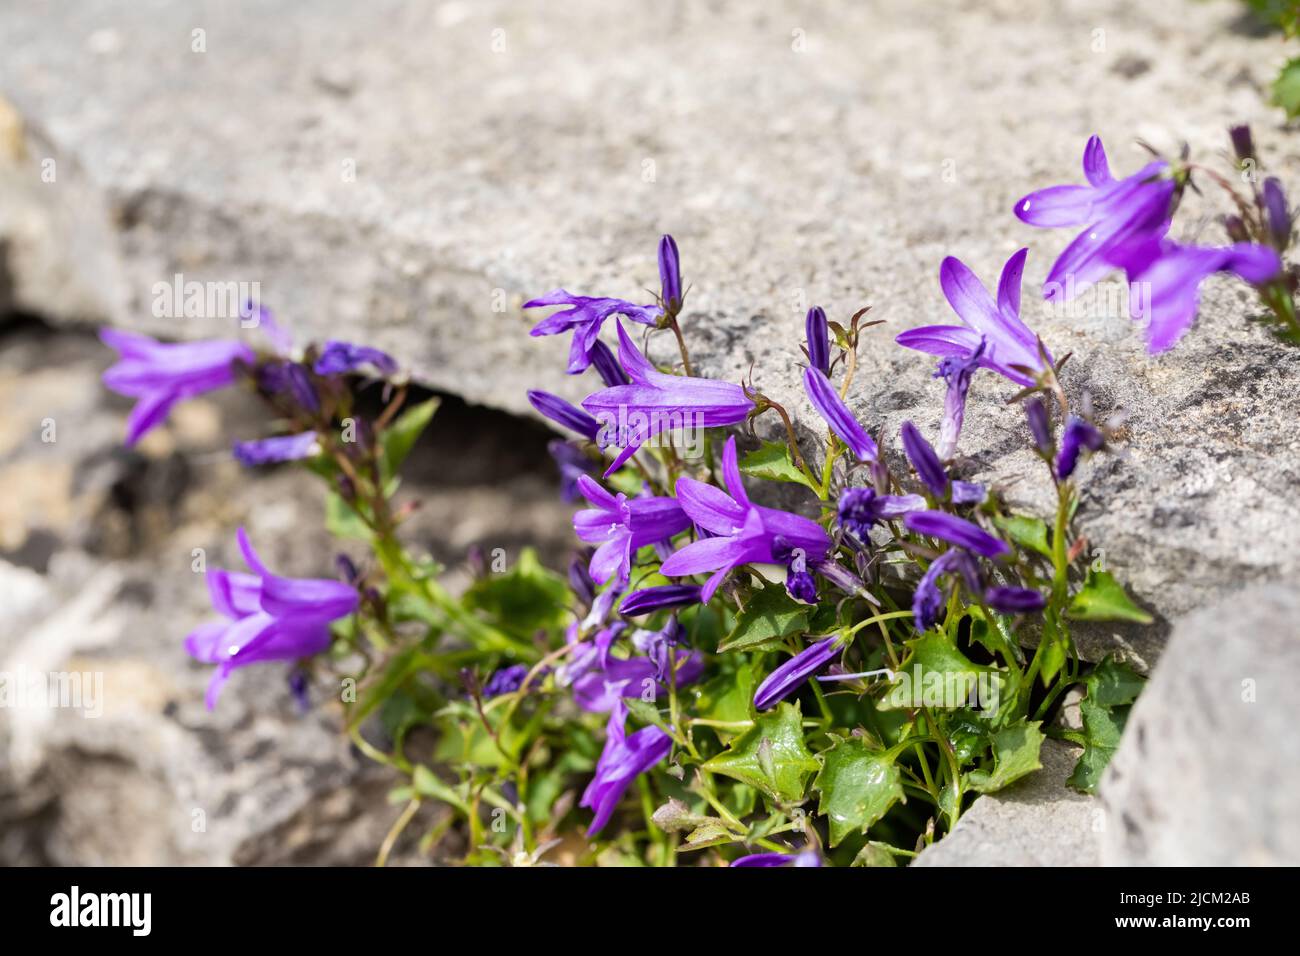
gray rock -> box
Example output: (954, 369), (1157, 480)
(913, 738), (1103, 867)
(1100, 583), (1300, 866)
(3, 0), (1298, 660)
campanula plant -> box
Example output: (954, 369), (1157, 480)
(99, 125), (1291, 866)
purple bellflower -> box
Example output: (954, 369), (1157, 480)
(233, 430), (319, 467)
(589, 339), (630, 386)
(528, 389), (601, 441)
(1055, 415), (1105, 479)
(1014, 135), (1175, 299)
(184, 528), (359, 709)
(1026, 396), (1053, 454)
(912, 549), (982, 632)
(573, 475), (691, 585)
(803, 367), (878, 462)
(581, 700), (673, 835)
(904, 511), (1009, 560)
(1114, 234), (1281, 352)
(581, 322), (755, 477)
(1262, 177), (1292, 250)
(101, 329), (255, 446)
(731, 849), (822, 867)
(661, 437), (831, 603)
(896, 249), (1050, 388)
(548, 440), (596, 502)
(900, 422), (985, 504)
(933, 340), (984, 459)
(313, 340), (398, 377)
(619, 584), (703, 616)
(525, 289), (662, 374)
(571, 643), (703, 714)
(753, 634), (844, 710)
(984, 586), (1047, 614)
(836, 486), (926, 544)
(781, 541), (818, 604)
(659, 234), (683, 312)
(805, 306), (831, 375)
(482, 663), (531, 698)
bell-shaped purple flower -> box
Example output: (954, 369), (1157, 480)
(899, 422), (985, 504)
(589, 339), (630, 386)
(771, 536), (820, 604)
(1119, 236), (1281, 352)
(896, 249), (1051, 388)
(482, 663), (531, 698)
(573, 475), (691, 585)
(525, 289), (662, 374)
(803, 367), (878, 462)
(313, 340), (398, 376)
(581, 700), (674, 835)
(619, 584), (703, 616)
(753, 635), (843, 710)
(184, 528), (359, 709)
(1229, 125), (1255, 166)
(934, 340), (985, 459)
(836, 486), (926, 543)
(101, 329), (255, 446)
(912, 549), (982, 632)
(901, 421), (950, 496)
(1025, 396), (1053, 454)
(1262, 178), (1292, 250)
(528, 389), (601, 441)
(582, 322), (755, 477)
(904, 511), (1009, 559)
(549, 440), (596, 502)
(805, 306), (831, 375)
(731, 849), (822, 867)
(984, 586), (1047, 614)
(1055, 415), (1106, 479)
(661, 436), (831, 602)
(233, 430), (319, 467)
(570, 647), (703, 713)
(1014, 135), (1175, 299)
(658, 234), (682, 312)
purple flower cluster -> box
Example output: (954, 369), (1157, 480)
(1017, 135), (1281, 352)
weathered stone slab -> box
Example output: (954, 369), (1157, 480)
(912, 738), (1103, 867)
(1100, 583), (1300, 866)
(4, 1), (1297, 656)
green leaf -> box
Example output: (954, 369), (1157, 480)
(462, 547), (569, 640)
(994, 514), (1051, 558)
(966, 720), (1045, 793)
(851, 841), (901, 867)
(1068, 657), (1145, 793)
(691, 666), (756, 729)
(624, 697), (670, 734)
(325, 492), (373, 540)
(880, 631), (993, 711)
(1274, 56), (1300, 119)
(968, 606), (1020, 663)
(738, 440), (818, 492)
(412, 765), (471, 815)
(718, 581), (812, 653)
(1067, 569), (1153, 624)
(380, 397), (440, 481)
(1038, 609), (1069, 686)
(703, 702), (818, 804)
(812, 736), (905, 847)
